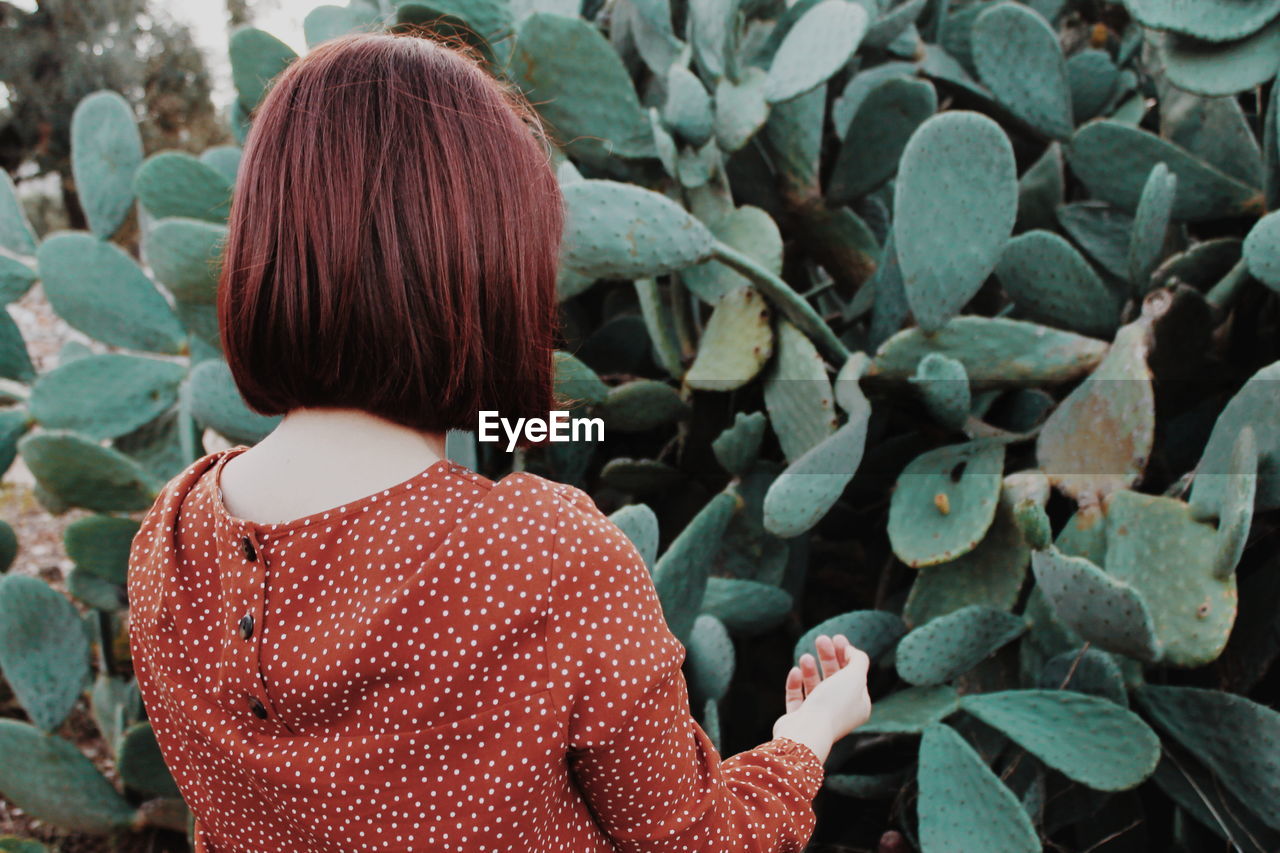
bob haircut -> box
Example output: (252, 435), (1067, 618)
(217, 31), (564, 446)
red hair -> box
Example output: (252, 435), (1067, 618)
(217, 32), (564, 444)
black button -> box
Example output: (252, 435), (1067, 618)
(246, 695), (267, 719)
(238, 613), (254, 639)
(241, 537), (256, 561)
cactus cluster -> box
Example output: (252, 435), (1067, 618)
(1, 0), (1279, 849)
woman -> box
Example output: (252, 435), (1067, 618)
(126, 30), (872, 852)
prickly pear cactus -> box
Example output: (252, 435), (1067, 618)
(3, 0), (1280, 848)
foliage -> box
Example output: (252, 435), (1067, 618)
(0, 0), (1279, 849)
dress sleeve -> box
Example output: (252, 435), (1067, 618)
(545, 484), (826, 852)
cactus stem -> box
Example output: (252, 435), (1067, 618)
(1205, 259), (1251, 313)
(711, 241), (851, 364)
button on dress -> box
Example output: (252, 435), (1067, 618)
(126, 444), (826, 852)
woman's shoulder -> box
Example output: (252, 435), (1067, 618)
(488, 469), (605, 527)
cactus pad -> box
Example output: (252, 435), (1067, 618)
(859, 685), (959, 734)
(70, 91), (143, 240)
(995, 230), (1125, 337)
(686, 285), (774, 390)
(888, 438), (1006, 568)
(895, 605), (1027, 686)
(972, 3), (1073, 140)
(1029, 548), (1161, 662)
(959, 690), (1159, 791)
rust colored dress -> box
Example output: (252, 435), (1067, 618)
(127, 444), (826, 852)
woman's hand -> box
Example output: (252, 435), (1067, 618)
(778, 634), (872, 743)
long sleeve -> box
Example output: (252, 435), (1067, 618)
(546, 484), (826, 852)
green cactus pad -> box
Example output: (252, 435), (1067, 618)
(631, 278), (683, 378)
(134, 151), (233, 223)
(713, 69), (771, 153)
(511, 13), (655, 161)
(0, 254), (37, 305)
(1055, 504), (1108, 565)
(1029, 548), (1160, 662)
(712, 411), (768, 476)
(0, 575), (92, 732)
(681, 206), (783, 305)
(1056, 201), (1134, 279)
(228, 26), (297, 111)
(143, 217), (226, 303)
(763, 320), (837, 463)
(909, 353), (970, 434)
(960, 690), (1159, 791)
(63, 515), (140, 587)
(825, 770), (909, 799)
(1012, 499), (1052, 551)
(994, 230), (1125, 337)
(599, 380), (690, 432)
(1243, 209), (1280, 290)
(0, 519), (15, 572)
(762, 415), (868, 538)
(794, 609), (906, 664)
(553, 351), (609, 408)
(117, 721), (181, 798)
(600, 457), (681, 494)
(1200, 425), (1257, 580)
(904, 499), (1029, 627)
(29, 354), (185, 441)
(1126, 0), (1280, 42)
(859, 685), (959, 734)
(972, 3), (1073, 140)
(608, 503), (659, 569)
(663, 65), (713, 147)
(1136, 685), (1280, 831)
(1039, 647), (1127, 706)
(1128, 163), (1178, 292)
(832, 62), (917, 140)
(688, 614), (735, 703)
(700, 577), (793, 634)
(303, 4), (378, 48)
(895, 604), (1026, 686)
(765, 0), (866, 103)
(561, 180), (715, 279)
(0, 309), (35, 383)
(1036, 308), (1156, 505)
(894, 111), (1018, 333)
(198, 145), (241, 183)
(686, 285), (774, 390)
(829, 77), (937, 203)
(188, 358), (282, 445)
(37, 233), (186, 354)
(0, 172), (37, 256)
(1191, 359), (1280, 511)
(1160, 22), (1280, 97)
(1067, 121), (1261, 221)
(653, 490), (739, 643)
(17, 431), (159, 512)
(1016, 143), (1064, 232)
(1067, 50), (1121, 123)
(870, 316), (1108, 387)
(70, 91), (144, 240)
(0, 408), (29, 477)
(0, 719), (137, 832)
(888, 438), (1006, 568)
(917, 723), (1040, 853)
(1154, 745), (1280, 849)
(1104, 490), (1237, 667)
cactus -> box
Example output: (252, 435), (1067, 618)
(959, 689), (1160, 791)
(2, 1), (1279, 845)
(895, 605), (1027, 686)
(917, 723), (1040, 853)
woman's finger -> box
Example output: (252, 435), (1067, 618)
(784, 666), (805, 713)
(833, 634), (853, 667)
(799, 653), (821, 696)
(815, 634), (841, 680)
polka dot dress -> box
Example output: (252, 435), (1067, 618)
(127, 444), (825, 852)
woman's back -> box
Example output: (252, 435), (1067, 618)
(127, 444), (825, 852)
